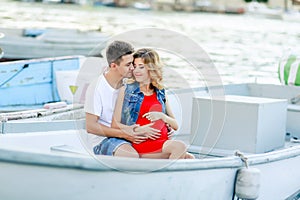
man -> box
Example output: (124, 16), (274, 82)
(85, 40), (159, 157)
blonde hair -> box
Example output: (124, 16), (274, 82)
(132, 48), (164, 90)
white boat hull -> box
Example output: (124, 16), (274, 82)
(0, 28), (107, 59)
(0, 161), (236, 200)
(1, 82), (300, 199)
(0, 130), (299, 199)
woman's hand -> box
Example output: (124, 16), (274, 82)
(134, 123), (161, 140)
(143, 112), (166, 122)
(166, 123), (175, 139)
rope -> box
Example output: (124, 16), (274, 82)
(235, 150), (249, 168)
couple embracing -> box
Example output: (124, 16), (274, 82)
(85, 40), (194, 159)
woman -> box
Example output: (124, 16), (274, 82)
(112, 48), (194, 159)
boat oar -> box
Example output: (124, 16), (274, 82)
(0, 64), (29, 88)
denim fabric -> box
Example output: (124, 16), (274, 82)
(121, 82), (166, 126)
(93, 137), (131, 156)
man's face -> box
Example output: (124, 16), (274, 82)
(116, 54), (134, 78)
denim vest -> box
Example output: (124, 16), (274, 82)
(121, 82), (166, 126)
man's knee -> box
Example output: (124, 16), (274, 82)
(114, 143), (139, 158)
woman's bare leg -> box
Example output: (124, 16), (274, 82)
(114, 143), (140, 158)
(162, 140), (187, 159)
(137, 141), (196, 159)
(140, 152), (170, 159)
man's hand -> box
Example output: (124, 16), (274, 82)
(120, 124), (147, 144)
(134, 123), (161, 140)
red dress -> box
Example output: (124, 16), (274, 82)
(132, 93), (169, 154)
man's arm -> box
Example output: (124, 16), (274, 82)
(86, 112), (128, 138)
(84, 78), (140, 142)
(86, 113), (149, 144)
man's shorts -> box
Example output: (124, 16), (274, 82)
(93, 137), (131, 156)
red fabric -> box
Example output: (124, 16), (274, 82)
(132, 93), (169, 154)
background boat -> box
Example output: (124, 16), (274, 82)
(0, 55), (106, 133)
(0, 55), (105, 111)
(0, 55), (82, 111)
(0, 28), (107, 60)
(246, 1), (283, 19)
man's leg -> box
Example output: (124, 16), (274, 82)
(114, 143), (139, 158)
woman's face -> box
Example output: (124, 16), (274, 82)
(133, 57), (150, 84)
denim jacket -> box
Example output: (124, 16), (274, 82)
(121, 82), (166, 126)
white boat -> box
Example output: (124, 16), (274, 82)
(0, 28), (107, 60)
(132, 2), (151, 11)
(0, 83), (300, 199)
(246, 2), (283, 19)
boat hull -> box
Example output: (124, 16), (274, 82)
(0, 161), (236, 200)
(0, 131), (299, 199)
(0, 28), (107, 59)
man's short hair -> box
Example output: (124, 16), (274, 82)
(106, 41), (134, 65)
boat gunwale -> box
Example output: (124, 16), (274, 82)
(0, 55), (85, 66)
(0, 137), (299, 172)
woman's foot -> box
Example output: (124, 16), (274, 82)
(184, 152), (195, 159)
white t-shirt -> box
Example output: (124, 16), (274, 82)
(84, 73), (120, 147)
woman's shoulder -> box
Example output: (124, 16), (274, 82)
(155, 87), (165, 94)
(125, 81), (139, 91)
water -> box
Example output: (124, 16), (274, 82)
(1, 0), (300, 89)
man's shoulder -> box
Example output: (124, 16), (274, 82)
(93, 74), (110, 91)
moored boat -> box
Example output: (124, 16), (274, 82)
(0, 55), (83, 111)
(0, 82), (300, 199)
(246, 2), (283, 19)
(0, 55), (106, 133)
(0, 28), (107, 60)
(0, 55), (105, 111)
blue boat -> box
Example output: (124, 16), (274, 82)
(0, 55), (108, 133)
(0, 55), (83, 111)
(0, 55), (86, 130)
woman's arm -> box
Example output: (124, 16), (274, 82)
(142, 96), (178, 131)
(111, 86), (136, 132)
(164, 97), (179, 130)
